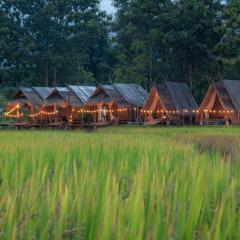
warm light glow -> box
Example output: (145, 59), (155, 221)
(201, 109), (234, 114)
(4, 104), (21, 117)
(141, 109), (199, 115)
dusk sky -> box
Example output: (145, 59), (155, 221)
(101, 0), (115, 13)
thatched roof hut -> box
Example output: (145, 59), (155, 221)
(8, 87), (52, 107)
(68, 85), (96, 107)
(45, 86), (96, 107)
(44, 86), (96, 123)
(87, 84), (147, 107)
(44, 87), (70, 107)
(86, 83), (148, 123)
(143, 82), (198, 124)
(198, 80), (240, 125)
(5, 87), (53, 119)
(32, 87), (53, 100)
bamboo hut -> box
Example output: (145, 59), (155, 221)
(5, 87), (52, 122)
(44, 86), (96, 123)
(142, 82), (198, 125)
(67, 85), (96, 123)
(85, 83), (148, 123)
(198, 80), (240, 125)
(44, 87), (72, 123)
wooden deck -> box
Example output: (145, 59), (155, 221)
(0, 121), (113, 130)
(204, 119), (226, 125)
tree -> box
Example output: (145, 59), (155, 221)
(218, 0), (240, 79)
(0, 0), (113, 87)
(113, 0), (174, 90)
(112, 0), (240, 99)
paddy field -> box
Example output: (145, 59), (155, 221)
(0, 126), (240, 239)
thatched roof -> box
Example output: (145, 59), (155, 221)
(144, 82), (198, 112)
(86, 83), (147, 107)
(68, 85), (96, 104)
(222, 80), (240, 111)
(200, 80), (240, 112)
(86, 85), (124, 107)
(8, 86), (54, 107)
(165, 82), (198, 111)
(45, 86), (96, 107)
(32, 87), (53, 100)
(154, 84), (176, 110)
(113, 84), (147, 107)
(44, 87), (70, 106)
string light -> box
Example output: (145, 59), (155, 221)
(29, 112), (41, 118)
(28, 110), (59, 118)
(74, 108), (130, 114)
(202, 109), (234, 114)
(40, 110), (59, 116)
(5, 113), (24, 118)
(4, 104), (20, 117)
(140, 109), (199, 114)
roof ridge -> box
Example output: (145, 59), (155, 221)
(67, 85), (84, 103)
(112, 83), (131, 104)
(113, 83), (147, 106)
(31, 87), (45, 100)
(222, 80), (240, 111)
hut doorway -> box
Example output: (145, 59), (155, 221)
(109, 103), (118, 123)
(146, 94), (166, 122)
(97, 104), (110, 122)
(202, 93), (230, 124)
(102, 105), (108, 122)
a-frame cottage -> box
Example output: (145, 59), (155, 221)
(67, 85), (96, 123)
(198, 80), (240, 125)
(5, 87), (53, 121)
(142, 82), (198, 125)
(44, 87), (70, 123)
(85, 83), (148, 123)
(44, 86), (96, 123)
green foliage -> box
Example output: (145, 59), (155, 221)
(0, 127), (240, 239)
(0, 0), (113, 87)
(0, 0), (240, 100)
(113, 0), (240, 99)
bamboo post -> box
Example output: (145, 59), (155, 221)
(118, 107), (119, 123)
(136, 107), (139, 124)
(182, 110), (185, 126)
(82, 109), (83, 124)
(67, 90), (70, 124)
(130, 106), (132, 123)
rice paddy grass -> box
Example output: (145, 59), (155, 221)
(0, 126), (240, 239)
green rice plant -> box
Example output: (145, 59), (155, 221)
(0, 127), (240, 239)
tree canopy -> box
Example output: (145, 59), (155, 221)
(0, 0), (113, 87)
(0, 0), (239, 100)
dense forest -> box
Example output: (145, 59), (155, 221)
(0, 0), (240, 100)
